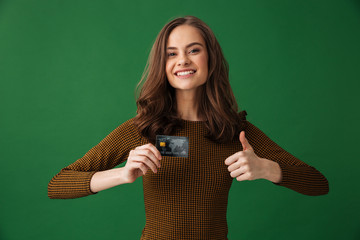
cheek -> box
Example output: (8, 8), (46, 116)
(199, 55), (209, 75)
(165, 61), (173, 78)
(197, 53), (208, 67)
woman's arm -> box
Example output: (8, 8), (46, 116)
(260, 158), (282, 183)
(90, 143), (162, 193)
(90, 167), (128, 193)
(226, 131), (282, 184)
(48, 119), (141, 199)
(226, 120), (329, 196)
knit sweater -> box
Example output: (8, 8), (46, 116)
(48, 111), (329, 239)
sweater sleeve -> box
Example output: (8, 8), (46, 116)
(244, 119), (329, 196)
(48, 118), (141, 199)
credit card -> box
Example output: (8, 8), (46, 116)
(155, 135), (189, 158)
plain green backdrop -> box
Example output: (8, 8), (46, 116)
(0, 0), (359, 239)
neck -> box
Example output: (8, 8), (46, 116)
(175, 89), (203, 121)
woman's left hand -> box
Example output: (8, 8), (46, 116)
(225, 131), (268, 181)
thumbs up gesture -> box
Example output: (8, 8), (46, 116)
(224, 131), (267, 181)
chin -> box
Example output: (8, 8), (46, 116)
(170, 79), (206, 91)
(174, 84), (205, 92)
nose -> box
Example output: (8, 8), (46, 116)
(177, 53), (190, 66)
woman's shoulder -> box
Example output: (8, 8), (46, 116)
(114, 117), (141, 136)
(237, 110), (259, 130)
(238, 110), (248, 121)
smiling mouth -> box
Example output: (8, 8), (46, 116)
(175, 70), (197, 78)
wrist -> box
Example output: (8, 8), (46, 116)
(261, 158), (282, 183)
(117, 167), (130, 184)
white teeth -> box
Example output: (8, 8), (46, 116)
(176, 70), (195, 76)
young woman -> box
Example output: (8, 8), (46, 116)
(48, 16), (329, 239)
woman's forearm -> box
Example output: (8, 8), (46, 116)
(261, 158), (282, 183)
(90, 167), (128, 193)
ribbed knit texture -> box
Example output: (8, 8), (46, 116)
(48, 111), (329, 239)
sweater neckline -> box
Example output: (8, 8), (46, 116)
(181, 119), (206, 124)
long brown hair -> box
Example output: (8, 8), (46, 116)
(134, 16), (244, 143)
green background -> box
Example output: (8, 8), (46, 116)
(0, 0), (359, 239)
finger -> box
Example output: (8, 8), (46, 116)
(134, 149), (161, 168)
(227, 161), (241, 172)
(239, 131), (252, 151)
(137, 143), (162, 160)
(224, 151), (245, 166)
(236, 172), (251, 181)
(230, 165), (248, 178)
(138, 163), (148, 175)
(227, 156), (249, 172)
(132, 156), (158, 173)
(133, 162), (148, 176)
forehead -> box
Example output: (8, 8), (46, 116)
(167, 25), (205, 47)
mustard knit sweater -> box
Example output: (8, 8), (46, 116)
(48, 111), (328, 239)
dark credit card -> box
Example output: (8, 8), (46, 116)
(156, 135), (189, 158)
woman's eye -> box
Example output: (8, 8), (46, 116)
(190, 49), (200, 54)
(168, 52), (176, 57)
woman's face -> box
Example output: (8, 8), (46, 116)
(165, 25), (208, 94)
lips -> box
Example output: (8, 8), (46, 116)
(174, 69), (197, 76)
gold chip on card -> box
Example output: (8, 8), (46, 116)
(160, 142), (166, 147)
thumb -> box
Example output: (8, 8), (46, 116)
(239, 131), (252, 151)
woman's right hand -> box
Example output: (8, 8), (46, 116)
(122, 143), (162, 183)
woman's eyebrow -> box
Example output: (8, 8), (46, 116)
(167, 42), (204, 50)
